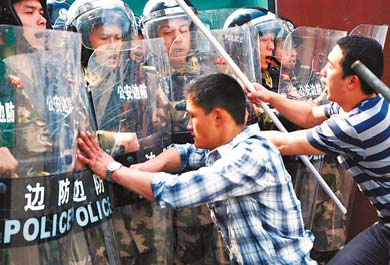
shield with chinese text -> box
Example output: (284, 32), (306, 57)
(0, 25), (80, 264)
(87, 37), (173, 264)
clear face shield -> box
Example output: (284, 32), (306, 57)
(144, 13), (197, 64)
(247, 19), (289, 85)
(67, 1), (137, 50)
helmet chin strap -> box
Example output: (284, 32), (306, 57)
(271, 56), (281, 67)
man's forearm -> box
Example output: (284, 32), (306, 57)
(111, 167), (155, 200)
(131, 146), (182, 173)
(155, 147), (182, 172)
(261, 130), (325, 156)
(268, 93), (319, 128)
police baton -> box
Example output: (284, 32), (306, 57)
(351, 60), (390, 102)
(175, 0), (347, 214)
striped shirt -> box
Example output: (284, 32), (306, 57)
(307, 95), (390, 227)
(152, 124), (316, 264)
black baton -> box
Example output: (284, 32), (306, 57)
(351, 60), (390, 101)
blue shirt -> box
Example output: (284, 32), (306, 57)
(152, 124), (316, 264)
(307, 95), (390, 227)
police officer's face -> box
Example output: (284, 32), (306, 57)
(13, 0), (47, 29)
(90, 25), (123, 67)
(320, 45), (348, 103)
(258, 33), (275, 70)
(275, 40), (297, 69)
(157, 18), (191, 63)
(13, 0), (47, 48)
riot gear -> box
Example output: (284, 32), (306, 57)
(223, 6), (276, 30)
(47, 0), (71, 29)
(65, 0), (137, 47)
(65, 0), (137, 68)
(0, 24), (82, 264)
(0, 0), (51, 28)
(142, 0), (198, 39)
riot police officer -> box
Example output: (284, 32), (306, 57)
(0, 1), (83, 264)
(223, 7), (290, 132)
(223, 7), (280, 91)
(67, 1), (174, 264)
(142, 0), (214, 144)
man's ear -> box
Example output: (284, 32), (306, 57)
(213, 108), (224, 127)
(348, 75), (360, 89)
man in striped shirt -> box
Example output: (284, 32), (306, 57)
(78, 73), (316, 264)
(247, 35), (389, 264)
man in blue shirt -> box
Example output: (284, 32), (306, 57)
(246, 35), (389, 264)
(78, 73), (316, 264)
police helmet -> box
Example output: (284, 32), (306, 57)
(142, 0), (198, 39)
(223, 7), (276, 31)
(47, 0), (71, 29)
(65, 0), (137, 49)
(0, 0), (52, 28)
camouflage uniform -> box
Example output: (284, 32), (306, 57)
(311, 154), (354, 252)
(111, 198), (173, 265)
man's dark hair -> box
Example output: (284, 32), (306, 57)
(337, 35), (384, 95)
(185, 73), (246, 125)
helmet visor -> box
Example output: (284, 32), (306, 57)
(72, 6), (136, 49)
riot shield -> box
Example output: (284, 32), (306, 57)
(0, 25), (80, 264)
(69, 79), (121, 264)
(252, 19), (295, 130)
(198, 8), (238, 29)
(278, 27), (346, 101)
(166, 26), (262, 265)
(275, 27), (355, 253)
(168, 26), (258, 143)
(253, 18), (292, 91)
(350, 24), (388, 48)
(87, 38), (173, 265)
(309, 24), (389, 254)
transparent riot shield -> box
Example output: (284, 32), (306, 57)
(165, 26), (261, 265)
(278, 27), (346, 101)
(69, 79), (121, 264)
(198, 8), (238, 29)
(167, 30), (216, 144)
(208, 25), (261, 126)
(0, 25), (80, 264)
(168, 26), (258, 144)
(307, 24), (389, 254)
(251, 19), (295, 130)
(87, 38), (173, 265)
(276, 27), (355, 253)
(350, 24), (388, 48)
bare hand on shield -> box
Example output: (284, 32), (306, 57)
(77, 132), (115, 179)
(0, 147), (18, 178)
